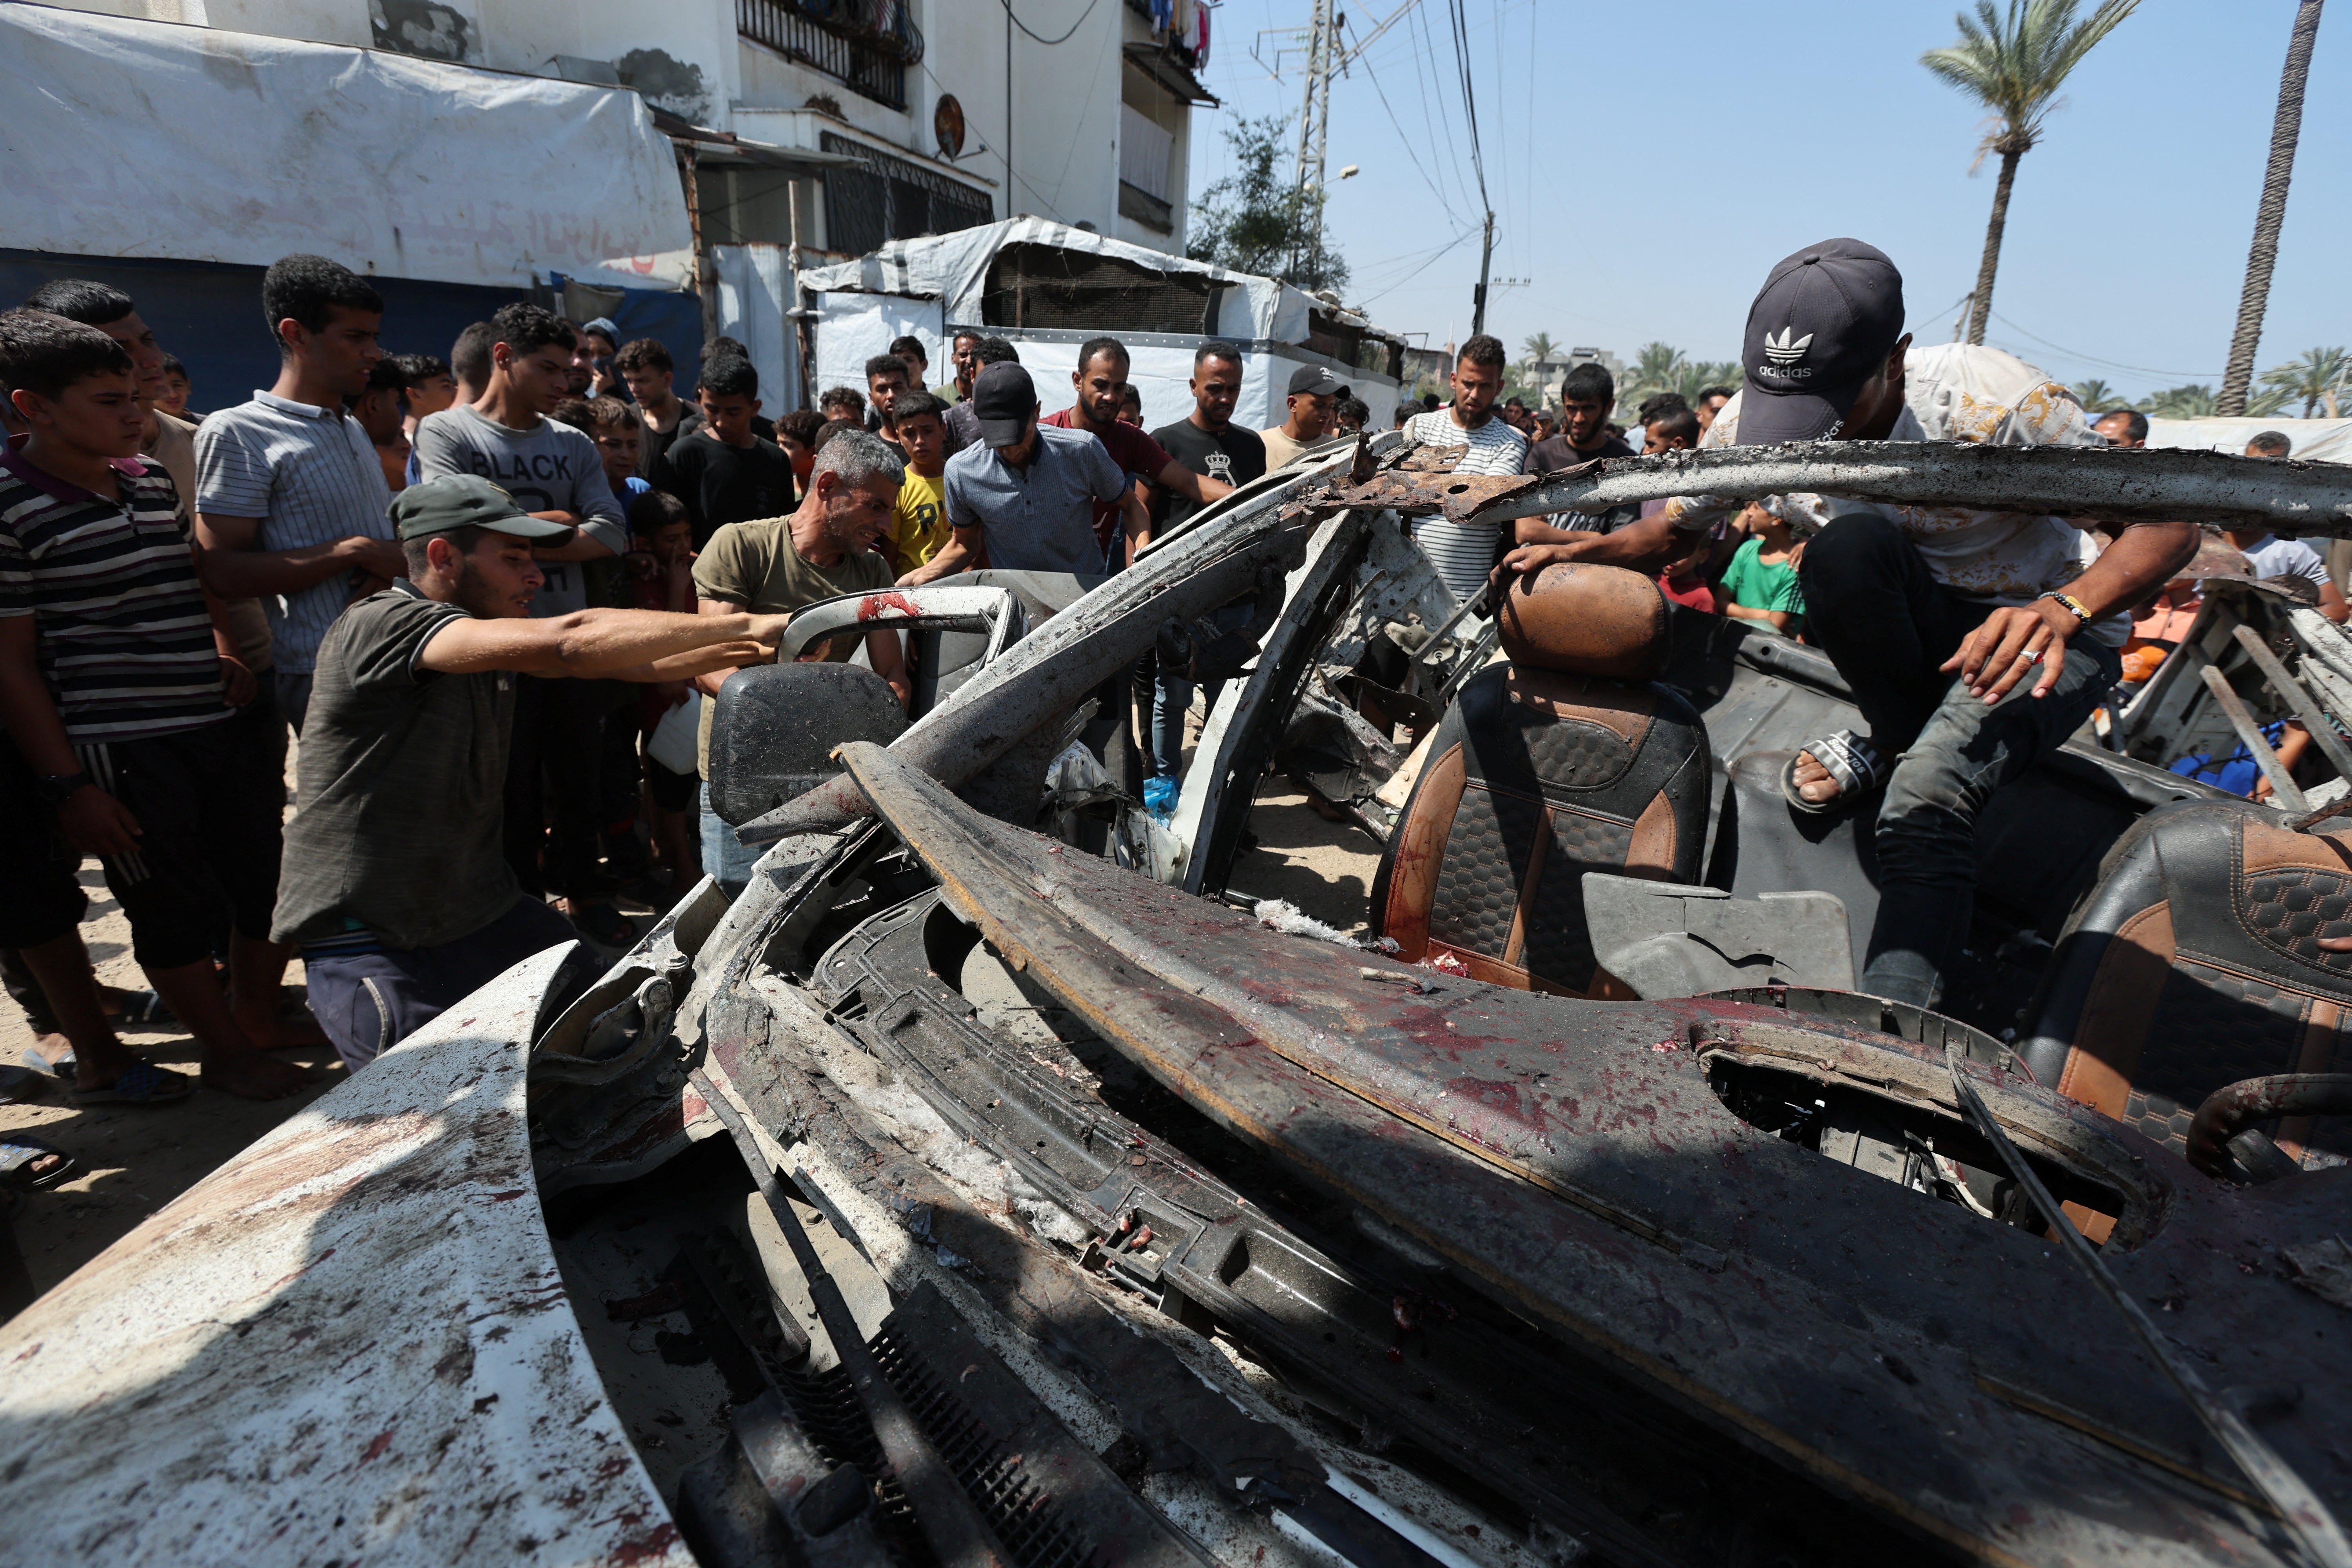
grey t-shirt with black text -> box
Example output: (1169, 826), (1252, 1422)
(270, 584), (521, 950)
(414, 403), (625, 617)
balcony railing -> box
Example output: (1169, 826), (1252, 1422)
(738, 0), (924, 111)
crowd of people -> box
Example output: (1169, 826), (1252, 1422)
(0, 238), (2333, 1201)
(0, 252), (1325, 1142)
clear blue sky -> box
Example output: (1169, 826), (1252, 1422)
(1179, 0), (2349, 403)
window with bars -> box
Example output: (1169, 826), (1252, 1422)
(819, 132), (993, 256)
(980, 243), (1222, 335)
(738, 0), (924, 111)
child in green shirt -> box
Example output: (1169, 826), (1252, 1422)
(1719, 501), (1804, 636)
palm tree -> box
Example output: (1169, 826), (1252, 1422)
(2259, 345), (2349, 418)
(2219, 0), (2325, 416)
(1922, 0), (2140, 345)
(2069, 376), (2118, 410)
(1520, 332), (1559, 371)
(2146, 383), (2218, 420)
(1675, 360), (1743, 404)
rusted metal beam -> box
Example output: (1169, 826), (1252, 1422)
(1320, 442), (2352, 532)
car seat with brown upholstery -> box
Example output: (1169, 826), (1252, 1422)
(2019, 799), (2352, 1175)
(1371, 564), (1712, 995)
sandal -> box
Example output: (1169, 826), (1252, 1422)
(1781, 731), (1891, 816)
(69, 1060), (196, 1107)
(1, 1132), (80, 1192)
(21, 1047), (74, 1080)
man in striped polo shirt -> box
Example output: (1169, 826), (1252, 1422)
(1399, 334), (1530, 607)
(0, 310), (316, 1101)
(193, 254), (406, 733)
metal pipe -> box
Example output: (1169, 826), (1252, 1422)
(1435, 441), (2352, 533)
(2201, 664), (2307, 810)
(2229, 624), (2352, 783)
(689, 1071), (1011, 1568)
(2186, 1072), (2352, 1178)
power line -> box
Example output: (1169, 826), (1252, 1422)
(1000, 0), (1100, 48)
(1354, 225), (1485, 306)
(1985, 310), (2221, 381)
(1356, 46), (1466, 225)
(1446, 0), (1489, 207)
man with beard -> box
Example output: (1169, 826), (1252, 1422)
(273, 475), (786, 1070)
(692, 428), (911, 891)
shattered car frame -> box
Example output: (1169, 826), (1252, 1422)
(4, 436), (2349, 1568)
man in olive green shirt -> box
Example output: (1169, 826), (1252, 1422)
(693, 428), (911, 890)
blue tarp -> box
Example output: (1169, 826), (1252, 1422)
(0, 250), (702, 416)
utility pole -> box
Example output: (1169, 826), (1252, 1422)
(1470, 209), (1493, 336)
(1261, 2), (1425, 287)
(1288, 0), (1335, 282)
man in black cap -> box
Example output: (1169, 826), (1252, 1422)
(272, 474), (788, 1070)
(911, 361), (1131, 581)
(1500, 238), (2195, 1007)
(1259, 362), (1342, 469)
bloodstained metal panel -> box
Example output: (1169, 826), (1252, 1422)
(0, 945), (692, 1568)
(838, 738), (2352, 1568)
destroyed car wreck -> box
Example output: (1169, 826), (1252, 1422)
(3, 435), (2349, 1568)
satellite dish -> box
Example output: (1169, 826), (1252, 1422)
(934, 94), (966, 159)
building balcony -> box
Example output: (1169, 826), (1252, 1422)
(737, 0), (924, 112)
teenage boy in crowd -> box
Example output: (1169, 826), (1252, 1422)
(616, 338), (697, 465)
(194, 255), (402, 734)
(1260, 363), (1341, 469)
(579, 318), (622, 398)
(1399, 335), (1530, 605)
(450, 321), (495, 405)
(273, 475), (789, 1069)
(416, 303), (635, 944)
(0, 310), (315, 1100)
(627, 489), (702, 895)
(1141, 341), (1268, 796)
(889, 335), (931, 396)
(349, 357), (411, 492)
(944, 338), (1020, 451)
(644, 354), (797, 551)
(556, 391), (657, 881)
(887, 391), (953, 578)
(777, 408), (824, 494)
(911, 363), (1132, 585)
(391, 352), (456, 442)
(866, 352), (913, 448)
(159, 353), (193, 419)
(692, 430), (911, 891)
(1043, 337), (1232, 564)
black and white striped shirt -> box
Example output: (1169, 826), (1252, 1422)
(0, 446), (227, 742)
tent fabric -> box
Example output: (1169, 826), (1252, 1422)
(2145, 417), (2352, 465)
(712, 244), (800, 415)
(0, 5), (691, 293)
(797, 217), (1348, 345)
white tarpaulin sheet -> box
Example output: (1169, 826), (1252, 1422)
(813, 294), (946, 405)
(0, 5), (691, 292)
(2147, 416), (2352, 465)
(799, 217), (1325, 345)
(712, 244), (799, 414)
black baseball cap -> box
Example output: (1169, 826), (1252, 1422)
(972, 361), (1038, 446)
(388, 474), (571, 541)
(1736, 238), (1906, 446)
(1287, 363), (1341, 398)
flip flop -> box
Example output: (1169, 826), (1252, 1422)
(1781, 731), (1891, 817)
(0, 1132), (80, 1192)
(0, 1065), (53, 1105)
(21, 1047), (74, 1080)
(69, 1061), (195, 1107)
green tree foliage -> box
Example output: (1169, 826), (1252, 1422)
(2069, 377), (2118, 410)
(1187, 114), (1350, 296)
(1922, 0), (2139, 344)
(2259, 346), (2349, 418)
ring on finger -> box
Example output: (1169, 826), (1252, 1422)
(2015, 648), (2044, 664)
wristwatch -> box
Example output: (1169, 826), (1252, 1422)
(34, 770), (93, 805)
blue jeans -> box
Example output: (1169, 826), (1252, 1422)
(700, 781), (762, 896)
(303, 895), (578, 1072)
(1799, 512), (2122, 1007)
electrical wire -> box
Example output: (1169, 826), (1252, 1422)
(1408, 4), (1466, 201)
(1985, 309), (2221, 381)
(1446, 0), (1490, 210)
(1353, 225), (1485, 306)
(1000, 0), (1100, 48)
(1357, 46), (1467, 225)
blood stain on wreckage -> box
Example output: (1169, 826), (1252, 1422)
(1, 433), (2348, 1568)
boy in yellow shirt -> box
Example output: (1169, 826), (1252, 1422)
(887, 390), (952, 579)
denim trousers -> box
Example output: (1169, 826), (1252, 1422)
(700, 781), (764, 897)
(1798, 513), (2121, 1007)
